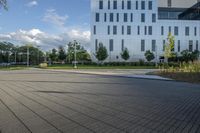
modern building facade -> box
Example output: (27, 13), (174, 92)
(91, 0), (200, 62)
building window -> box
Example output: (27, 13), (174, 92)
(113, 0), (117, 9)
(121, 39), (124, 51)
(95, 39), (98, 51)
(108, 0), (110, 9)
(152, 14), (156, 22)
(122, 0), (124, 9)
(163, 40), (166, 51)
(131, 13), (133, 22)
(124, 13), (128, 22)
(168, 0), (172, 7)
(148, 1), (153, 10)
(174, 26), (179, 36)
(99, 0), (103, 9)
(108, 26), (110, 35)
(152, 40), (156, 52)
(116, 13), (119, 22)
(110, 13), (114, 22)
(93, 25), (96, 35)
(169, 26), (171, 33)
(194, 27), (197, 36)
(109, 39), (114, 52)
(144, 26), (147, 35)
(137, 26), (140, 35)
(104, 13), (107, 22)
(127, 26), (131, 35)
(196, 40), (199, 50)
(113, 25), (117, 35)
(189, 40), (193, 52)
(141, 40), (145, 52)
(122, 26), (124, 35)
(95, 13), (100, 22)
(178, 40), (180, 52)
(136, 1), (138, 10)
(148, 26), (152, 35)
(141, 1), (145, 10)
(185, 27), (190, 36)
(127, 1), (131, 10)
(161, 26), (164, 35)
(141, 13), (145, 22)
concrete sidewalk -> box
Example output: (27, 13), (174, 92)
(46, 69), (172, 81)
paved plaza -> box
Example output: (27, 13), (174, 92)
(0, 69), (200, 133)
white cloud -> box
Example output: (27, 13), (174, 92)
(26, 1), (38, 7)
(0, 29), (91, 51)
(43, 9), (69, 28)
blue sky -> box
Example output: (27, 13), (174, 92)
(0, 0), (91, 50)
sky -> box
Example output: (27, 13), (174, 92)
(0, 0), (91, 50)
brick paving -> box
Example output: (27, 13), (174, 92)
(0, 69), (200, 133)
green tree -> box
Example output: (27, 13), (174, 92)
(95, 43), (108, 63)
(66, 41), (91, 63)
(164, 33), (175, 63)
(191, 50), (200, 61)
(145, 50), (155, 62)
(0, 0), (7, 10)
(49, 48), (58, 63)
(121, 48), (130, 61)
(58, 46), (66, 62)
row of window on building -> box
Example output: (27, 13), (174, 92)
(95, 13), (156, 23)
(93, 25), (200, 36)
(98, 0), (153, 10)
(95, 39), (199, 53)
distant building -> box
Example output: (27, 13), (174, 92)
(91, 0), (200, 62)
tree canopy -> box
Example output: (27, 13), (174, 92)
(121, 48), (130, 61)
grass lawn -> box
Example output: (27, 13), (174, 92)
(46, 64), (157, 69)
(0, 66), (28, 71)
(151, 71), (200, 84)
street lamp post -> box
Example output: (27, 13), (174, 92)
(74, 40), (77, 69)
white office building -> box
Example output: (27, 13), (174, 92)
(91, 0), (200, 62)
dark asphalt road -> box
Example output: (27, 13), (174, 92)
(0, 69), (200, 133)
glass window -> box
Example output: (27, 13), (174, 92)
(113, 25), (117, 35)
(108, 26), (110, 35)
(148, 1), (152, 10)
(99, 0), (103, 9)
(141, 1), (145, 10)
(124, 13), (128, 22)
(161, 26), (164, 35)
(163, 40), (166, 51)
(178, 40), (181, 52)
(152, 40), (156, 52)
(104, 13), (107, 22)
(122, 0), (124, 9)
(144, 26), (147, 35)
(194, 27), (197, 36)
(141, 40), (145, 52)
(137, 26), (140, 35)
(109, 39), (114, 51)
(196, 40), (199, 50)
(168, 0), (172, 7)
(131, 13), (133, 22)
(95, 39), (98, 51)
(174, 26), (179, 36)
(148, 26), (152, 35)
(185, 27), (190, 36)
(93, 25), (96, 35)
(110, 13), (114, 22)
(122, 26), (124, 35)
(189, 40), (193, 52)
(127, 1), (131, 10)
(108, 0), (110, 9)
(121, 39), (124, 51)
(152, 14), (156, 23)
(141, 13), (145, 22)
(116, 13), (119, 22)
(127, 26), (131, 35)
(113, 0), (117, 9)
(136, 1), (138, 10)
(96, 13), (100, 22)
(169, 26), (171, 33)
